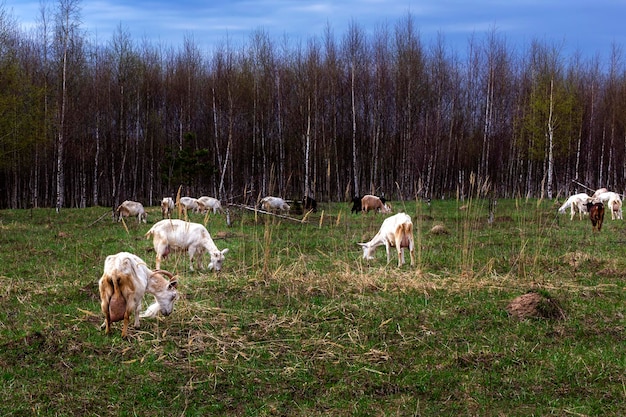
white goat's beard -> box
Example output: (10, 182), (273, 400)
(140, 302), (160, 318)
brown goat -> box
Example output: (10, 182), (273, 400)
(586, 201), (604, 232)
(361, 195), (391, 214)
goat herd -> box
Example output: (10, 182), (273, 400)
(100, 193), (408, 337)
(100, 189), (620, 338)
(558, 187), (623, 232)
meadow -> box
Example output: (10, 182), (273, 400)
(1, 196), (625, 416)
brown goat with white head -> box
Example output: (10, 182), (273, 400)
(98, 252), (178, 337)
(358, 212), (415, 267)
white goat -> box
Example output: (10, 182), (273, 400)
(145, 219), (229, 272)
(197, 196), (224, 214)
(591, 188), (608, 198)
(358, 212), (415, 267)
(558, 193), (590, 220)
(161, 197), (175, 218)
(177, 197), (200, 215)
(98, 252), (178, 337)
(260, 196), (290, 213)
(361, 195), (392, 214)
(115, 200), (147, 223)
(594, 191), (623, 220)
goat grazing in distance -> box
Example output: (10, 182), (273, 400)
(260, 196), (290, 213)
(161, 197), (175, 218)
(197, 196), (224, 214)
(360, 194), (392, 214)
(558, 193), (590, 220)
(114, 200), (147, 223)
(586, 200), (605, 232)
(358, 212), (415, 267)
(98, 252), (178, 337)
(177, 197), (200, 215)
(145, 219), (229, 272)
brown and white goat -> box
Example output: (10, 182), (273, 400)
(98, 252), (178, 337)
(260, 196), (290, 213)
(145, 219), (229, 272)
(558, 193), (590, 220)
(161, 197), (175, 218)
(361, 195), (391, 214)
(358, 212), (415, 267)
(586, 200), (605, 232)
(115, 200), (147, 223)
(197, 196), (224, 214)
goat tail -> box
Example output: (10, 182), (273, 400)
(144, 225), (155, 239)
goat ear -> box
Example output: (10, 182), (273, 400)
(168, 280), (178, 289)
(221, 248), (229, 255)
(357, 243), (366, 247)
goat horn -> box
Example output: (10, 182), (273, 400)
(151, 269), (175, 280)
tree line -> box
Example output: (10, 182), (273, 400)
(1, 0), (625, 210)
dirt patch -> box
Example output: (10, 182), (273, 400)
(506, 291), (566, 320)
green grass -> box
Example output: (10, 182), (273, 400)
(1, 198), (626, 416)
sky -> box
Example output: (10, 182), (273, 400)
(6, 0), (626, 59)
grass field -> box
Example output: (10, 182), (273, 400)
(1, 197), (625, 416)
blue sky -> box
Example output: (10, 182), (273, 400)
(7, 0), (626, 59)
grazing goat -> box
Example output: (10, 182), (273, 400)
(260, 196), (290, 213)
(177, 197), (200, 215)
(145, 219), (229, 271)
(358, 212), (415, 267)
(161, 197), (175, 218)
(302, 195), (317, 212)
(586, 201), (604, 232)
(558, 193), (590, 220)
(594, 191), (623, 220)
(361, 194), (392, 214)
(99, 252), (178, 337)
(114, 200), (147, 223)
(197, 196), (224, 214)
(351, 196), (362, 214)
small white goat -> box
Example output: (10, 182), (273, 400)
(115, 200), (147, 223)
(197, 196), (224, 214)
(594, 191), (623, 220)
(358, 212), (415, 267)
(161, 197), (175, 218)
(361, 195), (392, 214)
(145, 219), (229, 271)
(558, 193), (590, 220)
(177, 197), (200, 215)
(98, 252), (178, 337)
(260, 196), (290, 213)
